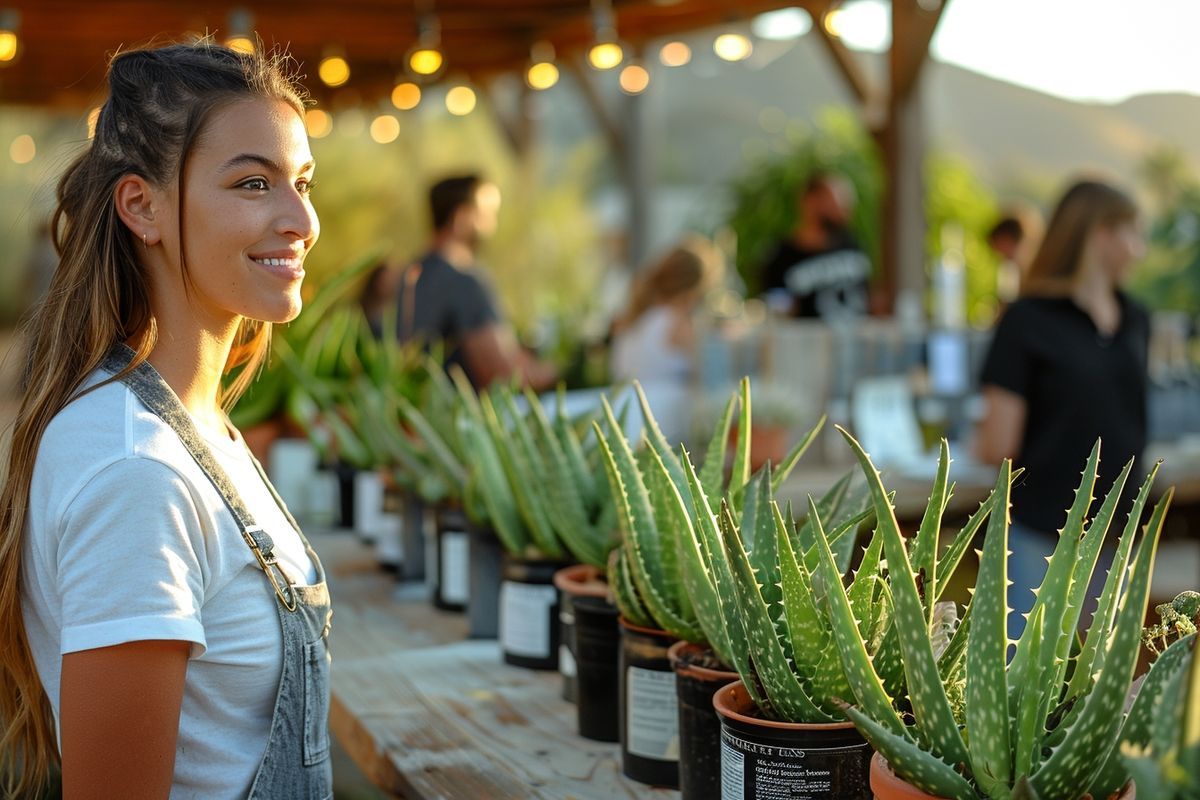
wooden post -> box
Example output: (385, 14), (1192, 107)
(622, 46), (654, 269)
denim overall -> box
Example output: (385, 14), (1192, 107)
(102, 346), (334, 800)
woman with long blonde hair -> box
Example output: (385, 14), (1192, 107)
(975, 178), (1148, 639)
(0, 41), (329, 798)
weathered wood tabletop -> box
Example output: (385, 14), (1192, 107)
(317, 530), (676, 800)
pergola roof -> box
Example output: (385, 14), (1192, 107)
(1, 0), (810, 107)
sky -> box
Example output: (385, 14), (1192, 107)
(771, 0), (1200, 105)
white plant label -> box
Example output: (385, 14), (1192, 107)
(625, 666), (679, 761)
(721, 737), (746, 800)
(440, 531), (469, 605)
(559, 644), (577, 678)
(500, 581), (556, 658)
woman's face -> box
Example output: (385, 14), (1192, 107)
(1096, 218), (1145, 285)
(163, 96), (318, 327)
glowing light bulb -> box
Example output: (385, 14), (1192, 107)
(225, 36), (254, 54)
(588, 41), (624, 71)
(0, 30), (16, 62)
(714, 33), (753, 62)
(659, 41), (691, 67)
(318, 56), (350, 87)
(10, 134), (35, 164)
(618, 64), (650, 95)
(409, 48), (443, 76)
(445, 86), (476, 116)
(305, 109), (333, 139)
(526, 61), (559, 90)
(391, 82), (421, 110)
(370, 115), (400, 144)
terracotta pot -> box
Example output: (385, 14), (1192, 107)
(553, 565), (611, 703)
(668, 641), (738, 800)
(714, 681), (871, 799)
(868, 753), (1137, 800)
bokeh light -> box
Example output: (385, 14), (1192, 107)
(305, 109), (333, 139)
(369, 114), (400, 144)
(618, 64), (650, 95)
(714, 33), (753, 62)
(225, 36), (254, 54)
(318, 56), (350, 87)
(526, 61), (560, 90)
(10, 134), (35, 164)
(391, 82), (421, 110)
(0, 31), (17, 63)
(588, 41), (624, 70)
(445, 85), (477, 116)
(409, 48), (443, 76)
(659, 41), (691, 67)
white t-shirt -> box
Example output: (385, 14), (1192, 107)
(21, 370), (318, 799)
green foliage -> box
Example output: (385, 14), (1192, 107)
(1128, 182), (1200, 316)
(827, 436), (1178, 800)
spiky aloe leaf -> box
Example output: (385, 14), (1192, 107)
(774, 502), (830, 681)
(808, 495), (907, 735)
(966, 459), (1014, 796)
(847, 528), (886, 641)
(728, 378), (754, 512)
(486, 393), (563, 557)
(682, 453), (767, 709)
(719, 502), (831, 722)
(745, 468), (782, 615)
(1029, 488), (1172, 798)
(1008, 443), (1102, 713)
(838, 429), (970, 767)
(911, 440), (952, 625)
(938, 600), (972, 680)
(934, 487), (1002, 603)
(770, 415), (825, 494)
(522, 389), (607, 567)
(699, 393), (737, 502)
(456, 414), (527, 554)
(553, 385), (597, 503)
(611, 548), (654, 628)
(840, 702), (977, 800)
(1014, 605), (1047, 781)
(593, 404), (702, 641)
(632, 381), (688, 495)
(1090, 632), (1195, 797)
(396, 395), (469, 488)
(1183, 629), (1200, 777)
(1065, 462), (1160, 705)
(641, 443), (698, 622)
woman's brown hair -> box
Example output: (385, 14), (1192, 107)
(618, 235), (725, 330)
(1023, 179), (1138, 296)
(0, 39), (308, 796)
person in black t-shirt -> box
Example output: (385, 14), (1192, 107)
(975, 179), (1148, 638)
(759, 172), (871, 320)
(395, 174), (557, 390)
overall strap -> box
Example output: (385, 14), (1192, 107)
(100, 345), (299, 612)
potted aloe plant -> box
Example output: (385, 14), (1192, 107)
(592, 378), (820, 789)
(823, 434), (1174, 800)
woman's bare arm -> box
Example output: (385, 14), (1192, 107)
(60, 639), (189, 799)
(974, 385), (1027, 465)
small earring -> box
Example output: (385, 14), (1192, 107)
(142, 233), (148, 247)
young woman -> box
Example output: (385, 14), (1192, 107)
(0, 42), (327, 798)
(975, 178), (1148, 638)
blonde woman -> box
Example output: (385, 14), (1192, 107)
(0, 42), (329, 798)
(975, 178), (1148, 638)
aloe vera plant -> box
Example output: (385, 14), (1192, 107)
(821, 432), (1176, 800)
(593, 377), (827, 650)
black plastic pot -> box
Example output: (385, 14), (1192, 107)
(333, 461), (357, 530)
(432, 504), (470, 612)
(670, 641), (739, 800)
(467, 525), (503, 639)
(499, 556), (570, 669)
(553, 565), (610, 704)
(399, 490), (425, 582)
(713, 682), (872, 800)
(573, 595), (620, 742)
(619, 618), (680, 789)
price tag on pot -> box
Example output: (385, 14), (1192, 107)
(500, 581), (557, 658)
(440, 531), (469, 605)
(626, 666), (679, 761)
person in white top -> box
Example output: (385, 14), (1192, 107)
(0, 40), (324, 798)
(611, 235), (726, 444)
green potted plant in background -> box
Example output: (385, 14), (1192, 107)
(593, 378), (820, 789)
(704, 434), (992, 800)
(825, 437), (1171, 800)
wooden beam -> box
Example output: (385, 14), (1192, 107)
(891, 0), (948, 103)
(809, 2), (878, 110)
(563, 57), (625, 162)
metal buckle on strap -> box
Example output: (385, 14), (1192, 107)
(241, 527), (299, 612)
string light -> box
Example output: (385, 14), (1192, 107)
(318, 53), (350, 87)
(305, 109), (333, 138)
(658, 41), (691, 67)
(0, 9), (19, 64)
(445, 85), (476, 116)
(224, 8), (254, 54)
(408, 14), (444, 78)
(369, 114), (400, 144)
(525, 41), (559, 90)
(713, 32), (753, 62)
(618, 62), (650, 95)
(391, 81), (421, 110)
(587, 0), (623, 70)
(10, 134), (35, 164)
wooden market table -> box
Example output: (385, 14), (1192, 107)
(316, 530), (674, 800)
